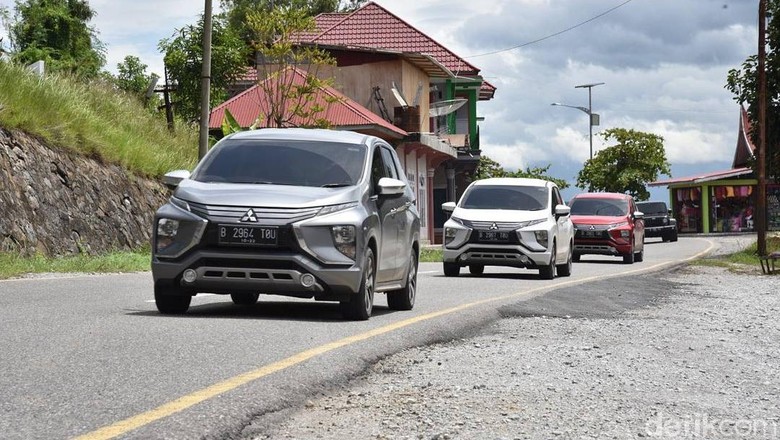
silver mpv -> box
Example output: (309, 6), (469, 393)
(151, 129), (420, 320)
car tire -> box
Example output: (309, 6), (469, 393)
(671, 231), (678, 242)
(468, 264), (484, 275)
(539, 243), (556, 280)
(556, 244), (573, 277)
(231, 292), (259, 305)
(154, 285), (191, 315)
(387, 249), (418, 311)
(635, 246), (644, 263)
(573, 253), (581, 263)
(443, 262), (460, 277)
(341, 247), (375, 321)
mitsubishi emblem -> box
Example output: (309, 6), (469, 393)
(240, 209), (258, 223)
(490, 222), (499, 230)
(589, 225), (596, 230)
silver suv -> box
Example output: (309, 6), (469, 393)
(441, 178), (574, 279)
(151, 129), (420, 320)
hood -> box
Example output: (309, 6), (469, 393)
(452, 207), (547, 223)
(174, 180), (361, 208)
(570, 214), (629, 225)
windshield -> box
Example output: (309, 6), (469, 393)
(192, 139), (367, 187)
(637, 202), (667, 215)
(460, 185), (549, 211)
(570, 197), (629, 216)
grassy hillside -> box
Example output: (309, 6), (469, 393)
(0, 61), (198, 177)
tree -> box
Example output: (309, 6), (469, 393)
(113, 56), (154, 96)
(725, 1), (780, 181)
(221, 0), (339, 43)
(245, 6), (339, 129)
(159, 13), (248, 124)
(474, 156), (569, 189)
(576, 128), (671, 201)
(8, 0), (105, 79)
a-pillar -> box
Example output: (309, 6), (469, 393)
(446, 167), (456, 202)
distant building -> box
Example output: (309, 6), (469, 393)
(650, 107), (780, 234)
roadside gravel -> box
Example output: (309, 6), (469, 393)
(255, 237), (780, 439)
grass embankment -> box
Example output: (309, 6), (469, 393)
(0, 62), (198, 277)
(692, 234), (780, 272)
(0, 62), (198, 177)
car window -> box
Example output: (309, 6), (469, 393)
(637, 202), (667, 215)
(570, 198), (628, 216)
(192, 139), (366, 187)
(552, 187), (563, 214)
(379, 146), (399, 179)
(460, 185), (549, 211)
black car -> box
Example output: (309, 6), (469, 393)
(636, 201), (678, 242)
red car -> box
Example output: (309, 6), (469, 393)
(569, 192), (645, 264)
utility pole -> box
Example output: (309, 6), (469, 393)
(757, 0), (768, 256)
(198, 0), (214, 160)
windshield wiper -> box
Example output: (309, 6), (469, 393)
(321, 183), (353, 188)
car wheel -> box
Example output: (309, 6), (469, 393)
(154, 284), (191, 315)
(662, 234), (670, 243)
(231, 292), (259, 305)
(671, 231), (678, 242)
(635, 246), (644, 263)
(341, 247), (375, 321)
(539, 242), (556, 280)
(468, 264), (484, 275)
(443, 262), (460, 277)
(387, 249), (418, 311)
(556, 244), (573, 277)
(623, 245), (635, 264)
(573, 253), (581, 263)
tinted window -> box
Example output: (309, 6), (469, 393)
(637, 202), (667, 215)
(460, 185), (549, 211)
(192, 140), (366, 187)
(379, 146), (399, 179)
(570, 198), (629, 216)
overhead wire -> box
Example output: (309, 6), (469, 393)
(464, 0), (636, 59)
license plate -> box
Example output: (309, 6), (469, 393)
(478, 231), (510, 242)
(581, 230), (600, 238)
(218, 225), (278, 246)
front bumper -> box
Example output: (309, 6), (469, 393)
(443, 242), (552, 268)
(152, 248), (362, 300)
(644, 225), (676, 238)
(573, 237), (632, 256)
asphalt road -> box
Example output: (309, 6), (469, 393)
(0, 236), (720, 439)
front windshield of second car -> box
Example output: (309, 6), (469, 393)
(192, 139), (366, 187)
(570, 198), (629, 216)
(460, 185), (549, 211)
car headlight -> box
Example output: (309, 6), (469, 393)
(608, 221), (629, 229)
(319, 202), (359, 216)
(534, 230), (549, 248)
(662, 217), (669, 225)
(156, 218), (180, 253)
(620, 230), (630, 238)
(331, 225), (356, 260)
(444, 227), (459, 245)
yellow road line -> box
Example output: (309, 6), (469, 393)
(75, 238), (715, 440)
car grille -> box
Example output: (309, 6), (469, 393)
(188, 201), (321, 226)
(459, 220), (525, 230)
(643, 216), (667, 228)
(574, 224), (610, 239)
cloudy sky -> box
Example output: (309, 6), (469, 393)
(0, 0), (760, 199)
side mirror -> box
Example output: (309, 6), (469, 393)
(377, 177), (406, 196)
(442, 201), (456, 213)
(633, 211), (644, 220)
(555, 204), (570, 217)
(162, 170), (191, 190)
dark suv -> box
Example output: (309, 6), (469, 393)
(151, 128), (420, 320)
(636, 201), (678, 242)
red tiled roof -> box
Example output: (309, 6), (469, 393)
(300, 2), (481, 76)
(209, 66), (406, 139)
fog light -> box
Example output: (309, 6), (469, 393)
(182, 269), (197, 283)
(301, 273), (316, 288)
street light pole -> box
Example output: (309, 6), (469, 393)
(575, 82), (604, 160)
